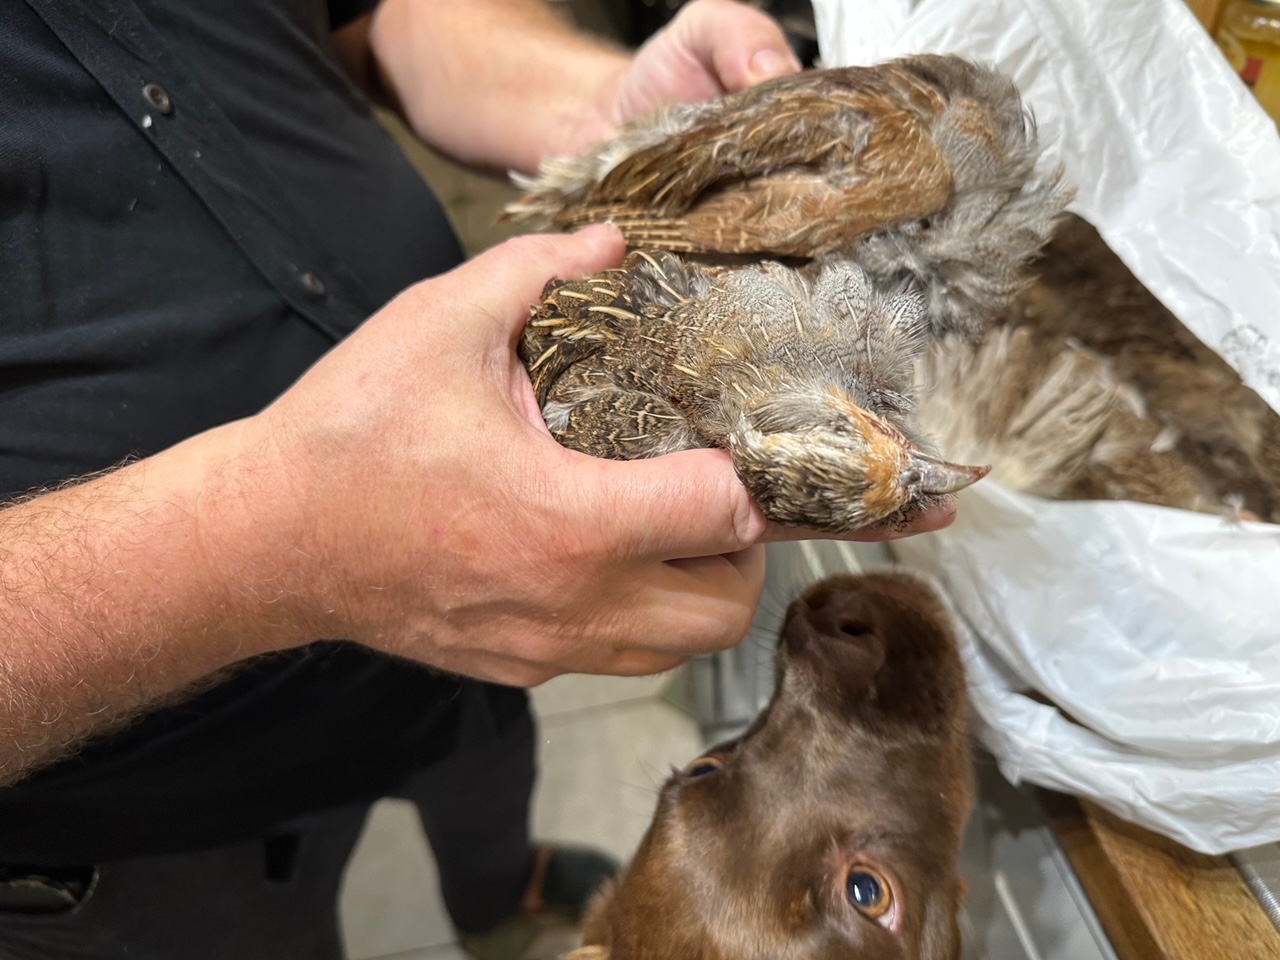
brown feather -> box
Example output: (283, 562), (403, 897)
(519, 251), (984, 533)
(919, 215), (1280, 521)
(509, 54), (1070, 337)
(1009, 216), (1280, 520)
(511, 64), (956, 256)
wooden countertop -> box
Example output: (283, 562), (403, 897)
(1041, 792), (1280, 960)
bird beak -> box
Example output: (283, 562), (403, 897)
(903, 452), (991, 495)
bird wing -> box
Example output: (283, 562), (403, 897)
(539, 373), (705, 461)
(519, 273), (626, 407)
(519, 251), (712, 459)
(539, 66), (956, 256)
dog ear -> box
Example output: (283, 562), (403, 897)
(561, 947), (609, 960)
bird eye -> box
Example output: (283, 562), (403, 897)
(899, 468), (923, 487)
(846, 867), (893, 920)
(683, 757), (723, 778)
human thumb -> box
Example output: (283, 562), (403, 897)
(589, 447), (768, 560)
(436, 224), (626, 342)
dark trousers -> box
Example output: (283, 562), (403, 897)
(0, 684), (537, 960)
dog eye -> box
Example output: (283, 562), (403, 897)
(845, 868), (893, 919)
(682, 757), (723, 778)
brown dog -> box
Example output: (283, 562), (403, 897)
(566, 571), (974, 960)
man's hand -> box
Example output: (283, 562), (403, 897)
(0, 225), (769, 782)
(364, 0), (801, 173)
(225, 224), (766, 686)
(608, 0), (801, 130)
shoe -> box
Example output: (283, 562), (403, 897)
(458, 845), (618, 960)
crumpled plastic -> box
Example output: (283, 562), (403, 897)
(810, 0), (1280, 853)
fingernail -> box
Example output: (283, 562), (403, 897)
(750, 48), (801, 80)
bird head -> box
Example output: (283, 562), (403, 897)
(727, 385), (989, 533)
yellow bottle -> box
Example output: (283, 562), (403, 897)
(1216, 0), (1280, 122)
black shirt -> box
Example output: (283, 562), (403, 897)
(0, 0), (479, 863)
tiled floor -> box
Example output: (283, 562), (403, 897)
(337, 672), (702, 960)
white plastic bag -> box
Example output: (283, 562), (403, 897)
(810, 0), (1280, 853)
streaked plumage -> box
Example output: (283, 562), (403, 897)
(916, 216), (1280, 521)
(916, 327), (1222, 514)
(509, 55), (1070, 336)
(522, 251), (986, 533)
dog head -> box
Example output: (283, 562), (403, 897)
(571, 571), (973, 960)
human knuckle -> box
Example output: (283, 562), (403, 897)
(711, 471), (762, 550)
(728, 494), (759, 549)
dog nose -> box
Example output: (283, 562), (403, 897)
(782, 588), (887, 688)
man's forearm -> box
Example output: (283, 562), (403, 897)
(0, 424), (296, 785)
(368, 0), (629, 173)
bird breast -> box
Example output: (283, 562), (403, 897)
(521, 252), (929, 446)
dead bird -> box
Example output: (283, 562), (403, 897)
(1001, 216), (1280, 520)
(508, 54), (1070, 336)
(916, 327), (1225, 515)
(514, 57), (1073, 532)
(566, 571), (974, 960)
(522, 250), (988, 534)
(914, 215), (1280, 519)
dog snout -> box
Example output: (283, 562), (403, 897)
(783, 588), (887, 689)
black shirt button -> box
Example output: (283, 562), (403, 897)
(300, 270), (327, 297)
(142, 83), (173, 115)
